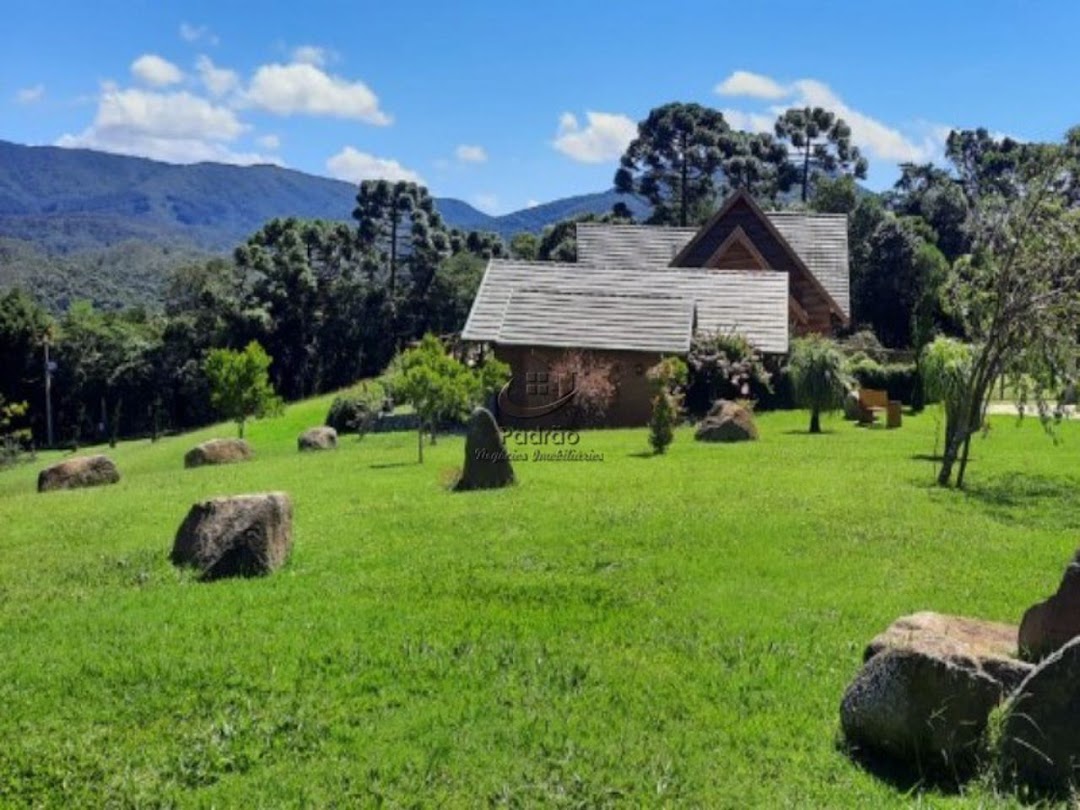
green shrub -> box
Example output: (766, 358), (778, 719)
(326, 380), (389, 437)
(686, 331), (772, 415)
(847, 357), (918, 404)
(646, 357), (687, 455)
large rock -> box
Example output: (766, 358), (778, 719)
(298, 426), (337, 451)
(694, 399), (758, 443)
(171, 492), (292, 580)
(1019, 550), (1080, 662)
(184, 438), (253, 468)
(866, 612), (1031, 688)
(1000, 636), (1080, 793)
(37, 454), (120, 492)
(843, 389), (862, 421)
(841, 612), (1032, 774)
(455, 408), (514, 491)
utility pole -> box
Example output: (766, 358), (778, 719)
(43, 334), (54, 448)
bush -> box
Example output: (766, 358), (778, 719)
(646, 357), (687, 455)
(686, 331), (772, 415)
(326, 379), (390, 437)
(847, 357), (918, 404)
(840, 329), (889, 363)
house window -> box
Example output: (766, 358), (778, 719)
(526, 371), (549, 396)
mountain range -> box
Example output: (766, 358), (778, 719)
(0, 140), (647, 255)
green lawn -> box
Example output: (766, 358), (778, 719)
(1, 400), (1077, 807)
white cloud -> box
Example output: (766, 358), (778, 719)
(55, 86), (279, 166)
(326, 146), (422, 184)
(195, 55), (239, 97)
(244, 62), (390, 123)
(131, 54), (184, 87)
(16, 84), (45, 104)
(256, 133), (281, 150)
(718, 108), (775, 134)
(714, 70), (950, 165)
(715, 70), (789, 100)
(291, 45), (329, 67)
(525, 199), (540, 208)
(553, 111), (636, 163)
(472, 193), (499, 214)
(179, 22), (217, 45)
(455, 144), (487, 164)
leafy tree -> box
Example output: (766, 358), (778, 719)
(887, 163), (970, 262)
(856, 215), (946, 348)
(0, 395), (31, 466)
(614, 102), (734, 226)
(921, 336), (973, 460)
(774, 107), (868, 203)
(203, 341), (283, 438)
(810, 174), (859, 214)
(0, 288), (51, 433)
(722, 131), (797, 203)
(509, 232), (540, 261)
(388, 334), (508, 463)
(422, 252), (486, 335)
(932, 155), (1080, 488)
(787, 336), (851, 434)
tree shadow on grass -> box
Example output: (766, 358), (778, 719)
(781, 429), (838, 436)
(627, 451), (656, 459)
(963, 471), (1080, 511)
(369, 461), (416, 470)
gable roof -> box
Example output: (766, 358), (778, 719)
(461, 259), (789, 353)
(575, 194), (850, 318)
(498, 290), (695, 354)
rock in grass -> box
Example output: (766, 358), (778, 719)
(694, 399), (757, 442)
(37, 454), (120, 492)
(298, 426), (337, 451)
(841, 612), (1031, 775)
(184, 438), (253, 468)
(1019, 549), (1080, 662)
(1000, 635), (1080, 793)
(454, 407), (514, 491)
(171, 492), (292, 580)
(866, 612), (1031, 687)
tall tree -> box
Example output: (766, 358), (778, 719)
(774, 107), (868, 202)
(722, 131), (797, 203)
(352, 180), (451, 296)
(931, 152), (1080, 488)
(614, 102), (733, 226)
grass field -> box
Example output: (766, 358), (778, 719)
(1, 398), (1078, 807)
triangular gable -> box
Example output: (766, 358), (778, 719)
(671, 189), (848, 325)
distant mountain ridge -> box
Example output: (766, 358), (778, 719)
(0, 140), (647, 255)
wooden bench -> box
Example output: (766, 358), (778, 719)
(858, 389), (902, 429)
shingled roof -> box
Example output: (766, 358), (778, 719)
(575, 211), (850, 317)
(461, 260), (789, 353)
(498, 290), (695, 354)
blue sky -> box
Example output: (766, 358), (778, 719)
(3, 0), (1079, 214)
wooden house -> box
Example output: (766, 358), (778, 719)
(461, 189), (850, 427)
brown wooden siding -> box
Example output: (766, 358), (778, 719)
(712, 238), (764, 270)
(494, 345), (661, 428)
